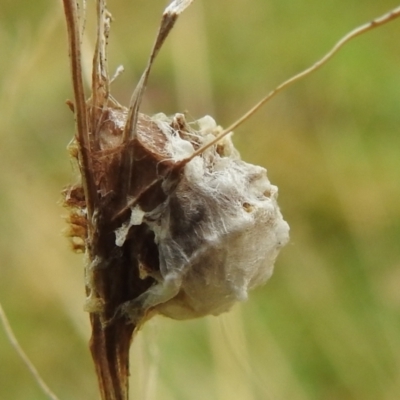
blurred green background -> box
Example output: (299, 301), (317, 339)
(1, 0), (400, 399)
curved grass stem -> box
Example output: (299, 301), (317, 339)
(182, 5), (400, 164)
(0, 302), (60, 400)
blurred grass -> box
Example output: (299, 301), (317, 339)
(1, 0), (400, 399)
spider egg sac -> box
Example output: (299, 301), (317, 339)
(116, 113), (290, 322)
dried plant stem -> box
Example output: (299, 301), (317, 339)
(63, 1), (135, 399)
(0, 302), (60, 400)
(62, 1), (196, 399)
(63, 0), (96, 219)
(121, 0), (196, 197)
(123, 1), (195, 142)
(184, 5), (400, 162)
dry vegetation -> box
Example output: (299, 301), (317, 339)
(0, 0), (400, 399)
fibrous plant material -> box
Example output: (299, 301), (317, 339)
(62, 0), (288, 398)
